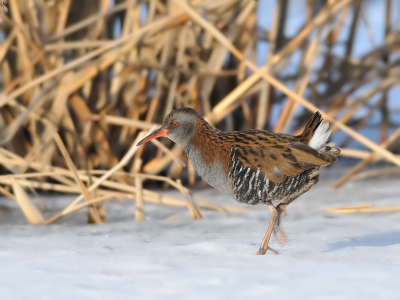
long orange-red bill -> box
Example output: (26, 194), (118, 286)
(136, 127), (168, 146)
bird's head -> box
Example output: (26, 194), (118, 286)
(136, 108), (198, 149)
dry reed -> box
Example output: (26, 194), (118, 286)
(0, 0), (399, 222)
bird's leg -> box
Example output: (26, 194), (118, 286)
(275, 204), (288, 243)
(275, 180), (315, 233)
(274, 226), (288, 246)
(276, 204), (288, 222)
(274, 194), (301, 245)
(255, 203), (279, 255)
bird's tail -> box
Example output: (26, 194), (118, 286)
(298, 111), (338, 150)
(297, 111), (323, 145)
(297, 111), (341, 162)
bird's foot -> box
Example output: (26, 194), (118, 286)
(255, 246), (279, 255)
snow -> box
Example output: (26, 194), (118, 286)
(1, 165), (400, 299)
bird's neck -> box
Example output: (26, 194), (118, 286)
(186, 118), (222, 165)
(185, 119), (233, 195)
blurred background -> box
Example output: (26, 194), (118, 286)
(0, 0), (399, 224)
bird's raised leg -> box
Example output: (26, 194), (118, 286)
(274, 192), (306, 244)
(255, 202), (279, 255)
(276, 203), (288, 228)
(274, 205), (289, 246)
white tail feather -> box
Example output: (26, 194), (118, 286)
(308, 121), (331, 150)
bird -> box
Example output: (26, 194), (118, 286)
(137, 107), (340, 255)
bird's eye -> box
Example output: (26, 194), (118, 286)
(173, 121), (179, 127)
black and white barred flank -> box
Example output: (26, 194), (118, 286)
(228, 148), (319, 205)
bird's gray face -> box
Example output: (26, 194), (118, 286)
(137, 111), (196, 149)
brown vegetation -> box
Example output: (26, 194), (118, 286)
(0, 0), (399, 223)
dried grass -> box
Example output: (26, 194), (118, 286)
(0, 0), (399, 222)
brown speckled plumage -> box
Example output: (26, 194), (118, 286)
(137, 107), (340, 255)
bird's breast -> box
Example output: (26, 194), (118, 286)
(187, 147), (233, 196)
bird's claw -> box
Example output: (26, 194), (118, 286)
(255, 246), (279, 255)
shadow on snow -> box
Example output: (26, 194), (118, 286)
(328, 231), (400, 251)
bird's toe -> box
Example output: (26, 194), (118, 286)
(255, 246), (279, 255)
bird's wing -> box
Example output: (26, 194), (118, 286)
(231, 134), (334, 184)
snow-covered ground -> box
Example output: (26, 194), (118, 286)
(0, 165), (399, 299)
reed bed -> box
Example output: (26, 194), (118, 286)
(0, 0), (399, 223)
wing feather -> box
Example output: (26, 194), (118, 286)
(231, 136), (334, 184)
